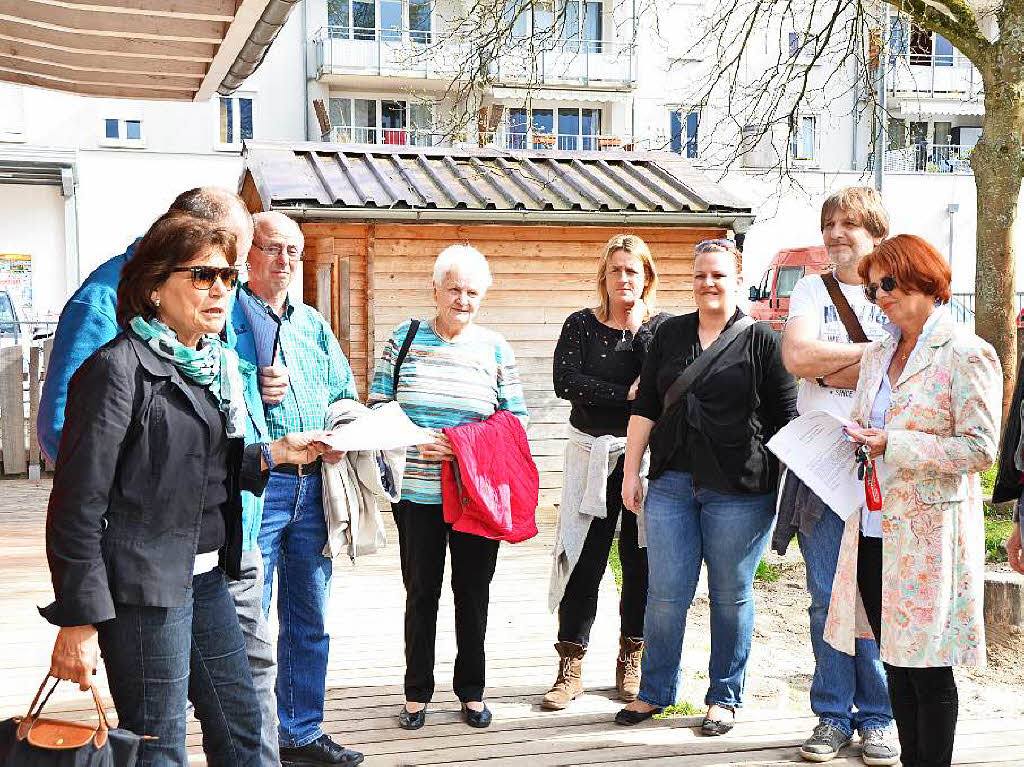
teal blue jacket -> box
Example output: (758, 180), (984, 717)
(226, 295), (271, 550)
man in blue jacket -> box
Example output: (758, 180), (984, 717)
(38, 187), (284, 766)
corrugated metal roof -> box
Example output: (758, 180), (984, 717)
(243, 142), (753, 223)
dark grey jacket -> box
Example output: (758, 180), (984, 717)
(993, 352), (1024, 520)
(40, 332), (267, 627)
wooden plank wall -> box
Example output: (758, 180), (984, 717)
(301, 222), (726, 502)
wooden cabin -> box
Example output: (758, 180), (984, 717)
(241, 142), (755, 500)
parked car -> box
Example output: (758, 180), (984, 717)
(0, 289), (51, 348)
(748, 246), (832, 331)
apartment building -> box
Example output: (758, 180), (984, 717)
(0, 0), (1013, 324)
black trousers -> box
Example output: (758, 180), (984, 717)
(394, 500), (500, 703)
(858, 534), (958, 767)
(557, 457), (649, 645)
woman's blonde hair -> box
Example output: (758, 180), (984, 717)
(594, 234), (658, 322)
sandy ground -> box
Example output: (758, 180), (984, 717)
(671, 548), (1024, 720)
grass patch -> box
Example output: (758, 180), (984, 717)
(608, 539), (623, 591)
(754, 559), (781, 582)
(985, 507), (1014, 564)
(655, 701), (703, 718)
(980, 465), (996, 497)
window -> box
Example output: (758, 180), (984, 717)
(218, 95), (253, 147)
(100, 116), (145, 148)
(329, 0), (431, 42)
(788, 32), (800, 58)
(775, 266), (804, 298)
(329, 97), (435, 144)
(507, 106), (577, 149)
(0, 292), (15, 335)
(555, 107), (600, 149)
(790, 115), (817, 161)
(0, 83), (24, 141)
(670, 109), (698, 158)
(558, 0), (602, 52)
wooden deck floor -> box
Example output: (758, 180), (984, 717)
(1, 477), (1021, 765)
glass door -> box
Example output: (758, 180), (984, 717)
(381, 100), (407, 144)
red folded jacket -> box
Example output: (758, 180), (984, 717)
(441, 409), (539, 544)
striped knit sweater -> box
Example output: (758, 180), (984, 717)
(368, 320), (529, 504)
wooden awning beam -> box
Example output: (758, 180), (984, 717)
(0, 56), (202, 88)
(2, 1), (226, 43)
(0, 39), (210, 75)
(37, 1), (237, 23)
(0, 21), (216, 59)
(0, 69), (194, 99)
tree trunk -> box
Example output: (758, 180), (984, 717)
(971, 71), (1024, 424)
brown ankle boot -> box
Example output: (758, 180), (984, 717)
(616, 635), (644, 702)
(541, 641), (586, 710)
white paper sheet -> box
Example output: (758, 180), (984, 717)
(320, 402), (436, 452)
(767, 409), (863, 520)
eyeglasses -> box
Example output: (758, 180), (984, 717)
(864, 276), (897, 303)
(254, 240), (303, 260)
(168, 266), (239, 290)
(695, 238), (739, 254)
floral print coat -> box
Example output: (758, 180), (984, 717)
(823, 308), (1001, 668)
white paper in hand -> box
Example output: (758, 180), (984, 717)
(767, 410), (863, 520)
(320, 401), (435, 452)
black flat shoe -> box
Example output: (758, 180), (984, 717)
(614, 705), (662, 726)
(398, 704), (427, 730)
(700, 705), (735, 736)
(279, 733), (364, 765)
(461, 703), (492, 728)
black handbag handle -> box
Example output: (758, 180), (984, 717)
(392, 319), (421, 398)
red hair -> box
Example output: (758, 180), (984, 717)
(857, 234), (951, 303)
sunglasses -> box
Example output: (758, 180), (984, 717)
(169, 266), (239, 290)
(863, 276), (897, 303)
(695, 238), (739, 253)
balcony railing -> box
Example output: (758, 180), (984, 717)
(869, 143), (975, 174)
(886, 52), (982, 98)
(313, 26), (466, 79)
(498, 132), (630, 151)
(490, 38), (635, 87)
(323, 126), (446, 146)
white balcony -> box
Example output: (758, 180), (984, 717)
(312, 26), (467, 82)
(323, 126), (446, 146)
(887, 52), (982, 100)
(872, 143), (975, 174)
(497, 132), (632, 151)
(490, 39), (635, 89)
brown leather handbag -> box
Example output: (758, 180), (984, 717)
(0, 675), (145, 765)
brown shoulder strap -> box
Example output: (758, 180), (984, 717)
(821, 273), (869, 343)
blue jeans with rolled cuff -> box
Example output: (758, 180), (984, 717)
(637, 470), (775, 710)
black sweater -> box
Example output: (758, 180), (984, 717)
(553, 309), (670, 437)
(632, 309), (798, 493)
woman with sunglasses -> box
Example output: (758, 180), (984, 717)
(42, 211), (332, 766)
(615, 238), (797, 733)
(544, 234), (668, 710)
(826, 234), (1000, 767)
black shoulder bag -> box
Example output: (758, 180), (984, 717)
(661, 316), (756, 413)
(391, 319), (421, 398)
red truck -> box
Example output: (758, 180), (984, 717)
(748, 246), (832, 332)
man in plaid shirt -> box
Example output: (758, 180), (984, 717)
(240, 211), (363, 766)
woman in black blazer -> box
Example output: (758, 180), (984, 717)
(43, 211), (329, 766)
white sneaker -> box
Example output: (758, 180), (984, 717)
(860, 726), (900, 766)
(800, 722), (852, 762)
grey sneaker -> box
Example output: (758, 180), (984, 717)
(860, 726), (900, 766)
(800, 723), (853, 762)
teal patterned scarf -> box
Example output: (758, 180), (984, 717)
(130, 316), (250, 438)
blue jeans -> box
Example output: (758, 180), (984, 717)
(638, 471), (774, 710)
(97, 569), (261, 767)
(258, 471), (332, 749)
(798, 506), (892, 736)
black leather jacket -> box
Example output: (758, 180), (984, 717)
(993, 352), (1024, 509)
(40, 332), (267, 627)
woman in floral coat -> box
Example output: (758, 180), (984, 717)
(824, 234), (1001, 767)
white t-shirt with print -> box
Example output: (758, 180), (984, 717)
(787, 273), (889, 418)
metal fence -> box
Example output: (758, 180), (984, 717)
(949, 292), (1024, 324)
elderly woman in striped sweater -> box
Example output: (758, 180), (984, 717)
(368, 244), (528, 732)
